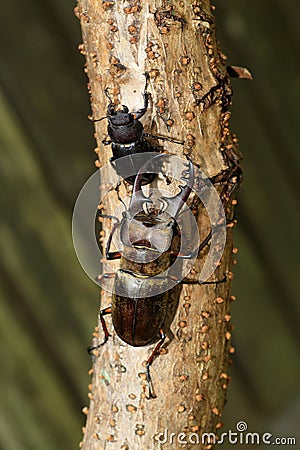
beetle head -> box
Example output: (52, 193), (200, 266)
(107, 104), (135, 127)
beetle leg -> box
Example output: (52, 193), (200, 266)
(97, 212), (123, 260)
(134, 92), (150, 119)
(169, 229), (213, 261)
(105, 251), (122, 260)
(180, 273), (227, 285)
(97, 211), (120, 222)
(95, 272), (115, 283)
(177, 215), (237, 259)
(170, 251), (196, 259)
(143, 132), (184, 145)
(88, 306), (112, 353)
(173, 212), (237, 262)
(133, 73), (150, 119)
(114, 178), (128, 210)
(106, 219), (122, 260)
(145, 329), (166, 399)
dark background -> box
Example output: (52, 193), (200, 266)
(0, 1), (299, 449)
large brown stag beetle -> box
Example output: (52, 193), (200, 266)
(89, 154), (225, 398)
(92, 76), (184, 184)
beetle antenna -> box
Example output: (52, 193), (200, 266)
(104, 87), (112, 102)
(90, 115), (109, 123)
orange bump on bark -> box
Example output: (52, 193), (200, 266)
(126, 404), (137, 413)
(82, 406), (89, 415)
(225, 331), (231, 340)
(180, 55), (191, 65)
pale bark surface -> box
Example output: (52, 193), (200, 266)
(76, 1), (240, 449)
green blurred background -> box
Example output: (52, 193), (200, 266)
(0, 1), (299, 449)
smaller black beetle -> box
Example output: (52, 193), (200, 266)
(92, 81), (184, 184)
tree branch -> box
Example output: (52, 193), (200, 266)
(76, 1), (241, 448)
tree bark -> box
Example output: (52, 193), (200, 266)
(76, 1), (241, 449)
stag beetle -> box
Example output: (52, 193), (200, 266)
(92, 79), (184, 184)
(90, 154), (225, 398)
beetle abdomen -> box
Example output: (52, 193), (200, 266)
(112, 270), (168, 347)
